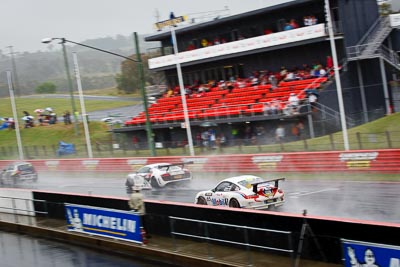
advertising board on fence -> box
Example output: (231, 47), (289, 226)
(342, 239), (400, 267)
(65, 204), (143, 244)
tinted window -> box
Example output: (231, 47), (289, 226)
(18, 164), (34, 171)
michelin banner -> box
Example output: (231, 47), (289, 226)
(65, 204), (143, 243)
(342, 239), (400, 267)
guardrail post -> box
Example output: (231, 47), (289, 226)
(26, 199), (33, 225)
(303, 139), (308, 150)
(12, 198), (18, 224)
(204, 222), (213, 259)
(244, 227), (253, 267)
(169, 217), (178, 252)
(329, 134), (335, 150)
(385, 131), (392, 148)
(356, 132), (362, 149)
(42, 145), (47, 157)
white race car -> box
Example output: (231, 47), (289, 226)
(195, 175), (285, 210)
(125, 162), (193, 190)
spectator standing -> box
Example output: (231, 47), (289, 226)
(132, 135), (139, 149)
(288, 93), (300, 114)
(63, 111), (71, 125)
(128, 185), (149, 239)
(275, 125), (285, 142)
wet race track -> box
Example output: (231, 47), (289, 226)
(5, 171), (400, 224)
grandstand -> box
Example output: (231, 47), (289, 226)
(114, 0), (400, 150)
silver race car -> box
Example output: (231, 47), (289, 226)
(125, 161), (193, 190)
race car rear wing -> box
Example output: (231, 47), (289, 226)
(251, 178), (285, 194)
(158, 161), (194, 170)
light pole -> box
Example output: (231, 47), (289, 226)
(42, 38), (79, 136)
(6, 70), (24, 160)
(171, 27), (195, 156)
(325, 0), (349, 151)
(42, 35), (156, 156)
(7, 46), (20, 97)
(73, 52), (93, 158)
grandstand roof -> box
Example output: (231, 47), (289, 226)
(145, 0), (315, 41)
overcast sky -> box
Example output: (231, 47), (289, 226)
(0, 0), (293, 53)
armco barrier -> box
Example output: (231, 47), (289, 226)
(29, 190), (400, 264)
(1, 149), (400, 173)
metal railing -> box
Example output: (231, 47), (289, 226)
(1, 129), (400, 159)
(0, 196), (48, 226)
(169, 216), (294, 267)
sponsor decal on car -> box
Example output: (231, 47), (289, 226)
(211, 198), (229, 206)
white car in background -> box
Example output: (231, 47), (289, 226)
(125, 161), (193, 190)
(195, 175), (285, 210)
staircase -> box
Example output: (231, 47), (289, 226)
(346, 16), (400, 70)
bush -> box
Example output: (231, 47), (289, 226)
(36, 82), (57, 94)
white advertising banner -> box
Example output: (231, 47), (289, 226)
(149, 24), (326, 69)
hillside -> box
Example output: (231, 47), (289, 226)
(0, 34), (160, 97)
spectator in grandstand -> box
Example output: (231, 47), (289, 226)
(319, 66), (327, 77)
(250, 76), (259, 86)
(288, 93), (300, 114)
(326, 55), (334, 69)
(289, 19), (299, 29)
(280, 66), (288, 78)
(263, 102), (272, 115)
(218, 80), (227, 90)
(264, 28), (273, 35)
(310, 15), (318, 25)
(269, 73), (278, 91)
(284, 69), (297, 81)
(226, 81), (235, 92)
(166, 87), (173, 97)
(283, 22), (293, 31)
(186, 42), (196, 51)
(270, 99), (280, 115)
(303, 16), (311, 26)
(308, 92), (318, 111)
(213, 37), (221, 45)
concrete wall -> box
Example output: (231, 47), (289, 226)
(31, 190), (400, 264)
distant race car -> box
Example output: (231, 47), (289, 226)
(125, 161), (193, 189)
(195, 175), (285, 210)
(0, 161), (38, 185)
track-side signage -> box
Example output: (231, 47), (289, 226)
(342, 239), (400, 267)
(65, 204), (143, 244)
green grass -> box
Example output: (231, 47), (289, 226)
(0, 97), (137, 117)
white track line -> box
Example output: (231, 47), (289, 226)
(289, 188), (339, 198)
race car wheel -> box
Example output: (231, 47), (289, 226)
(229, 199), (240, 208)
(196, 196), (207, 205)
(150, 177), (160, 188)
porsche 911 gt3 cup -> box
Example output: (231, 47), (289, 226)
(125, 161), (193, 190)
(195, 175), (285, 210)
